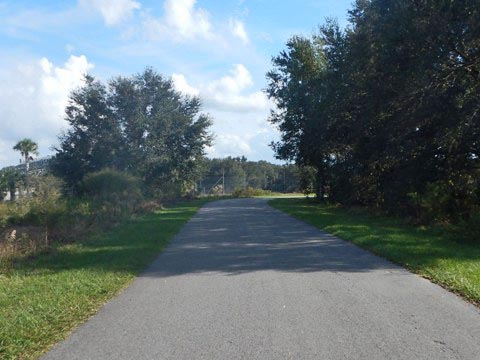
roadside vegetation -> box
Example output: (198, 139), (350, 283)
(270, 198), (480, 305)
(0, 68), (216, 359)
(199, 157), (304, 195)
(1, 68), (212, 265)
(0, 65), (304, 359)
(266, 1), (480, 238)
(0, 199), (208, 359)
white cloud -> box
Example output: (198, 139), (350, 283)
(170, 65), (279, 161)
(80, 0), (141, 26)
(142, 0), (212, 41)
(204, 64), (268, 112)
(0, 55), (93, 167)
(171, 73), (200, 96)
(206, 134), (252, 158)
(209, 64), (252, 93)
(229, 18), (248, 44)
(172, 64), (269, 114)
(171, 64), (269, 113)
(164, 0), (211, 39)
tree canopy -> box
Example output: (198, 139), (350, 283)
(51, 69), (212, 199)
(267, 0), (480, 222)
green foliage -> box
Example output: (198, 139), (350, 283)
(199, 156), (301, 194)
(0, 199), (207, 359)
(232, 187), (273, 198)
(298, 166), (317, 196)
(1, 172), (147, 265)
(266, 0), (480, 224)
(0, 168), (21, 201)
(12, 139), (38, 159)
(81, 169), (144, 219)
(13, 138), (39, 195)
(51, 69), (212, 199)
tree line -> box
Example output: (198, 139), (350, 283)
(2, 67), (304, 202)
(266, 0), (480, 224)
(199, 157), (303, 194)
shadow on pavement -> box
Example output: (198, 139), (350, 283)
(142, 199), (400, 277)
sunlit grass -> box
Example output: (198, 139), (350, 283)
(269, 198), (480, 305)
(0, 199), (208, 360)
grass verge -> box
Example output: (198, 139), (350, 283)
(269, 198), (480, 305)
(0, 199), (208, 360)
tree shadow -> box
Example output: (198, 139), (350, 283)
(139, 199), (404, 277)
(13, 198), (478, 279)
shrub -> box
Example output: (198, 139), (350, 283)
(26, 175), (66, 245)
(81, 169), (144, 220)
(409, 175), (480, 225)
(232, 187), (273, 198)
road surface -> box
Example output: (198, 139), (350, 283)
(43, 198), (480, 360)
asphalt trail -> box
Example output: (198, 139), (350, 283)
(43, 198), (480, 360)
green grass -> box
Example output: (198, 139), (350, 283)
(269, 198), (480, 305)
(0, 199), (208, 360)
(255, 192), (309, 198)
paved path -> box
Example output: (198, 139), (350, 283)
(43, 198), (480, 360)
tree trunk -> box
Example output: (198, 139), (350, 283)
(315, 167), (325, 201)
(25, 155), (30, 196)
(9, 184), (16, 201)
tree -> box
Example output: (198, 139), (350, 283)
(266, 0), (480, 223)
(0, 168), (21, 201)
(52, 69), (212, 199)
(51, 75), (120, 194)
(13, 138), (38, 196)
(199, 157), (302, 194)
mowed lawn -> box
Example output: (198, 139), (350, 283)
(270, 198), (480, 305)
(0, 199), (208, 360)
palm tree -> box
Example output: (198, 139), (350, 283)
(13, 138), (39, 196)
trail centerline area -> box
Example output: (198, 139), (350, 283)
(43, 198), (480, 360)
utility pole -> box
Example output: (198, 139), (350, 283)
(222, 168), (225, 195)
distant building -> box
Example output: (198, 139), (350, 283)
(1, 156), (52, 176)
(1, 157), (52, 201)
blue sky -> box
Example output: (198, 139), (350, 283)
(0, 0), (353, 167)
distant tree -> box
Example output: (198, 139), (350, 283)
(199, 157), (302, 194)
(13, 138), (38, 196)
(52, 69), (212, 199)
(0, 168), (21, 201)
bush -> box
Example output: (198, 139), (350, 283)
(0, 175), (67, 266)
(453, 210), (480, 244)
(232, 187), (273, 198)
(81, 169), (144, 220)
(408, 175), (480, 225)
(0, 171), (159, 271)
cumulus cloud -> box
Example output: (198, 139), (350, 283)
(171, 73), (200, 96)
(209, 64), (252, 93)
(172, 64), (269, 113)
(170, 65), (278, 160)
(80, 0), (141, 26)
(172, 64), (270, 114)
(206, 134), (252, 158)
(204, 64), (268, 112)
(229, 18), (249, 44)
(164, 0), (211, 38)
(0, 55), (93, 167)
(142, 0), (212, 41)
